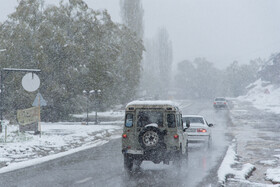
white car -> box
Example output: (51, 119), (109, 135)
(213, 97), (228, 109)
(182, 115), (213, 147)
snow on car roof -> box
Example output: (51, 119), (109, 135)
(126, 100), (178, 108)
(182, 114), (203, 118)
(215, 97), (226, 100)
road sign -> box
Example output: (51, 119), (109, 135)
(32, 93), (47, 107)
(17, 107), (39, 126)
(22, 73), (40, 92)
(1, 120), (7, 127)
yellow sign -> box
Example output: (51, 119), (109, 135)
(17, 107), (39, 126)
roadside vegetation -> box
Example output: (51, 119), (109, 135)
(0, 0), (279, 123)
(0, 0), (144, 121)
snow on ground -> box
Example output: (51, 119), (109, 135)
(227, 79), (280, 186)
(217, 141), (238, 184)
(218, 140), (256, 186)
(0, 115), (123, 173)
(0, 138), (109, 174)
(72, 110), (124, 118)
(238, 78), (280, 114)
(274, 155), (280, 159)
(260, 160), (278, 166)
(266, 167), (280, 184)
(218, 137), (280, 186)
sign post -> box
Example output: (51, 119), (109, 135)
(1, 121), (7, 143)
(32, 92), (47, 137)
(38, 94), (41, 137)
(5, 122), (7, 142)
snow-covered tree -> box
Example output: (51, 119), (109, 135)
(0, 0), (144, 121)
(258, 53), (280, 84)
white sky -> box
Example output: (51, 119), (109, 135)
(1, 0), (280, 69)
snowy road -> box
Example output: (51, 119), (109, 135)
(0, 100), (232, 187)
(226, 99), (280, 186)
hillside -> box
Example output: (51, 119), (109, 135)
(238, 79), (280, 114)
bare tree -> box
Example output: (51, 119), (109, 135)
(120, 0), (144, 40)
(157, 27), (173, 97)
(141, 27), (173, 99)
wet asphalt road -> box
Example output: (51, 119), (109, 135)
(0, 100), (232, 187)
(226, 100), (280, 186)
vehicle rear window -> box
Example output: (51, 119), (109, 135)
(167, 114), (176, 128)
(125, 113), (133, 127)
(215, 98), (225, 101)
(183, 117), (204, 124)
(137, 111), (163, 127)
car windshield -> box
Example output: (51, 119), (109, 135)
(137, 110), (163, 127)
(183, 117), (204, 124)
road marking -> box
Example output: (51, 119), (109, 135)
(75, 177), (93, 184)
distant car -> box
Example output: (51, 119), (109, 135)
(213, 97), (228, 109)
(182, 115), (213, 147)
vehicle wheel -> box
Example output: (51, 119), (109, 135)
(138, 126), (163, 149)
(124, 154), (133, 172)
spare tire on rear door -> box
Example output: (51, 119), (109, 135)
(138, 126), (163, 150)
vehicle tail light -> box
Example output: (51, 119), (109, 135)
(122, 134), (127, 138)
(174, 134), (179, 139)
(224, 102), (227, 104)
(197, 128), (207, 133)
(214, 102), (216, 105)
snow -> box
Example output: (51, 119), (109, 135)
(238, 163), (256, 180)
(182, 114), (203, 118)
(218, 141), (238, 184)
(145, 123), (158, 128)
(274, 155), (280, 159)
(260, 160), (277, 166)
(0, 120), (122, 173)
(218, 140), (256, 185)
(229, 80), (280, 186)
(266, 167), (280, 184)
(0, 139), (109, 174)
(72, 110), (124, 118)
(238, 79), (280, 114)
(126, 100), (178, 107)
(2, 68), (41, 72)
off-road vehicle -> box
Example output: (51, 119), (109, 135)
(122, 100), (189, 171)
